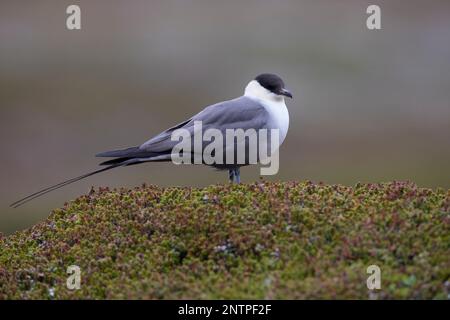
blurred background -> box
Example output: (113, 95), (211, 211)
(1, 0), (449, 234)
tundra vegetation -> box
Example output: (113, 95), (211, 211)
(0, 181), (449, 299)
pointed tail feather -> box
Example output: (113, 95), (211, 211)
(10, 164), (121, 208)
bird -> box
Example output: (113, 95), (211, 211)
(11, 73), (292, 208)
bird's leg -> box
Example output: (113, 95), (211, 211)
(228, 169), (235, 183)
(234, 167), (241, 184)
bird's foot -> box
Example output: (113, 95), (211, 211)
(228, 168), (241, 184)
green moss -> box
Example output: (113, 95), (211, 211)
(1, 181), (449, 299)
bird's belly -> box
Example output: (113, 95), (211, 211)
(263, 101), (290, 146)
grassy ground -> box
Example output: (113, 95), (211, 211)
(0, 181), (449, 299)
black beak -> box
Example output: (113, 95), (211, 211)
(280, 88), (293, 99)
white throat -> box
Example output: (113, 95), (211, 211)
(243, 80), (290, 144)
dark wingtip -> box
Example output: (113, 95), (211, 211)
(96, 146), (140, 158)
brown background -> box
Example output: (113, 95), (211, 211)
(1, 0), (449, 234)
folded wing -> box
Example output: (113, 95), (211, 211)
(96, 96), (269, 166)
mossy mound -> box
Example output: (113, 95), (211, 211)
(1, 181), (449, 299)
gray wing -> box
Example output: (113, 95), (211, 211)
(96, 96), (269, 164)
(139, 96), (269, 152)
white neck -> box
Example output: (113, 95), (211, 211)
(244, 80), (285, 104)
(243, 80), (290, 145)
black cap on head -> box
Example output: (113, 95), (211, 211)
(255, 73), (292, 98)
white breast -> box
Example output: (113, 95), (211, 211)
(260, 99), (290, 144)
